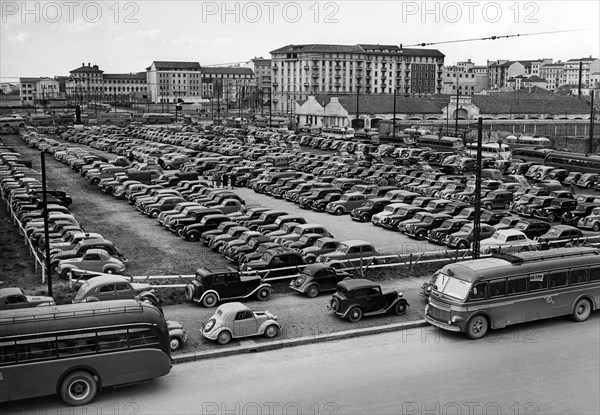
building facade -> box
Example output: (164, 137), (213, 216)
(19, 77), (60, 107)
(146, 61), (202, 103)
(269, 44), (445, 114)
(539, 63), (565, 91)
(441, 60), (488, 95)
(200, 66), (255, 106)
(563, 57), (600, 87)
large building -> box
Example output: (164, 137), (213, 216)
(269, 44), (445, 114)
(563, 57), (600, 87)
(539, 62), (566, 91)
(441, 60), (488, 95)
(19, 77), (60, 107)
(145, 61), (202, 104)
(67, 63), (148, 105)
(200, 66), (255, 106)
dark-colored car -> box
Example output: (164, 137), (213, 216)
(403, 213), (452, 240)
(536, 225), (584, 250)
(179, 214), (232, 242)
(513, 219), (552, 239)
(328, 279), (408, 322)
(350, 197), (393, 223)
(0, 287), (55, 310)
(426, 218), (471, 245)
(533, 198), (578, 223)
(289, 264), (352, 298)
(480, 191), (514, 211)
(239, 248), (306, 278)
(300, 237), (340, 264)
(445, 223), (496, 250)
(561, 203), (597, 226)
(184, 266), (272, 307)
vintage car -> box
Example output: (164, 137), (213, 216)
(316, 240), (380, 268)
(480, 229), (538, 254)
(167, 320), (187, 351)
(328, 279), (408, 322)
(0, 287), (55, 310)
(55, 249), (127, 279)
(300, 237), (340, 264)
(536, 225), (584, 250)
(577, 207), (600, 232)
(289, 264), (352, 298)
(239, 247), (306, 278)
(72, 275), (153, 303)
(185, 266), (272, 307)
(202, 302), (280, 345)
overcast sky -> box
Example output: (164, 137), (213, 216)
(1, 0), (599, 81)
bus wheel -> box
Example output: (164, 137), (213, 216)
(466, 315), (489, 339)
(60, 371), (98, 406)
(572, 298), (592, 322)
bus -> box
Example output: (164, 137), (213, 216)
(142, 113), (176, 124)
(0, 116), (26, 128)
(543, 151), (600, 174)
(425, 247), (600, 339)
(86, 102), (112, 112)
(511, 147), (555, 163)
(505, 135), (552, 149)
(416, 135), (465, 152)
(0, 299), (171, 405)
(466, 142), (511, 160)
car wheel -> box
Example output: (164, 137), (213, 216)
(484, 203), (493, 211)
(547, 213), (557, 222)
(217, 330), (232, 345)
(347, 307), (363, 323)
(150, 210), (160, 219)
(572, 298), (592, 322)
(256, 287), (271, 301)
(415, 230), (426, 240)
(60, 371), (98, 406)
(593, 222), (600, 232)
(457, 241), (469, 250)
(185, 232), (200, 242)
(360, 214), (370, 223)
(465, 315), (489, 339)
(394, 302), (407, 316)
(105, 268), (115, 274)
(51, 262), (60, 274)
(91, 178), (100, 185)
(306, 285), (319, 298)
(264, 324), (279, 339)
(504, 201), (511, 209)
(169, 337), (182, 351)
(305, 256), (316, 264)
(438, 235), (446, 245)
(520, 246), (530, 252)
(185, 285), (195, 301)
(202, 293), (218, 308)
(165, 165), (172, 170)
(330, 297), (340, 312)
(334, 207), (344, 216)
(60, 269), (71, 279)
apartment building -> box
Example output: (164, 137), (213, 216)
(19, 77), (60, 106)
(146, 61), (202, 103)
(269, 43), (445, 114)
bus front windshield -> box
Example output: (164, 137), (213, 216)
(435, 272), (471, 300)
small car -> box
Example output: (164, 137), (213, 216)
(185, 266), (272, 307)
(328, 279), (409, 322)
(316, 240), (380, 268)
(289, 264), (352, 298)
(72, 275), (153, 303)
(202, 302), (280, 345)
(480, 229), (538, 254)
(536, 225), (584, 250)
(55, 249), (127, 279)
(167, 320), (187, 351)
(0, 287), (55, 310)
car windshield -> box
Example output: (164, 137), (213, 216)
(544, 229), (562, 238)
(412, 213), (425, 221)
(491, 232), (507, 242)
(423, 216), (435, 225)
(282, 223), (297, 231)
(499, 218), (514, 226)
(74, 282), (90, 300)
(459, 224), (473, 233)
(446, 184), (458, 190)
(592, 208), (600, 215)
(335, 243), (351, 254)
(514, 222), (529, 231)
(293, 227), (305, 235)
(340, 195), (351, 202)
(362, 201), (374, 208)
(434, 273), (471, 300)
(262, 251), (275, 262)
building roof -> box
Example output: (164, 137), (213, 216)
(103, 73), (147, 80)
(201, 67), (254, 76)
(472, 89), (591, 114)
(19, 77), (41, 83)
(270, 44), (444, 58)
(70, 64), (103, 74)
(310, 94), (449, 115)
(566, 57), (598, 62)
(271, 44), (363, 54)
(149, 61), (201, 70)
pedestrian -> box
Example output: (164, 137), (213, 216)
(215, 173), (222, 188)
(230, 173), (237, 189)
(222, 173), (229, 189)
(128, 150), (134, 162)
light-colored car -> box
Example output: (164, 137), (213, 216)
(56, 248), (127, 279)
(202, 302), (280, 345)
(72, 275), (153, 303)
(577, 207), (600, 232)
(480, 229), (539, 254)
(316, 240), (380, 268)
(0, 287), (55, 310)
(167, 320), (187, 351)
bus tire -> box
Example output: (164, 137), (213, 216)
(60, 371), (98, 406)
(572, 298), (592, 322)
(465, 315), (489, 339)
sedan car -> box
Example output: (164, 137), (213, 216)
(72, 275), (153, 303)
(202, 302), (280, 345)
(480, 229), (538, 254)
(55, 249), (127, 279)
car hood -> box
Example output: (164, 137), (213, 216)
(241, 260), (267, 270)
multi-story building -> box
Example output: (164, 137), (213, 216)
(19, 77), (60, 107)
(269, 43), (445, 114)
(563, 57), (600, 87)
(200, 66), (254, 106)
(539, 62), (565, 91)
(251, 57), (272, 110)
(146, 61), (202, 103)
(441, 60), (488, 95)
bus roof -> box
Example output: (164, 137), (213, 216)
(440, 247), (599, 284)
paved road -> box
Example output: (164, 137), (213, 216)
(5, 314), (598, 414)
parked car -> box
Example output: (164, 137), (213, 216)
(445, 223), (496, 250)
(532, 198), (578, 223)
(328, 279), (408, 322)
(561, 203), (597, 226)
(202, 302), (280, 344)
(239, 247), (306, 278)
(289, 264), (352, 298)
(576, 207), (600, 232)
(55, 249), (127, 279)
(480, 191), (514, 211)
(403, 213), (452, 240)
(326, 192), (367, 215)
(0, 287), (54, 310)
(426, 218), (471, 245)
(513, 219), (552, 239)
(167, 320), (187, 351)
(185, 266), (272, 307)
(300, 237), (341, 264)
(536, 225), (584, 250)
(72, 275), (153, 303)
(480, 229), (538, 254)
(350, 197), (393, 222)
(316, 240), (380, 268)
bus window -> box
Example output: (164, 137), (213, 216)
(507, 276), (528, 295)
(489, 279), (506, 297)
(590, 266), (600, 282)
(528, 273), (547, 291)
(569, 268), (588, 285)
(468, 282), (487, 301)
(549, 271), (568, 288)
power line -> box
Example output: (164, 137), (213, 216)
(404, 28), (596, 47)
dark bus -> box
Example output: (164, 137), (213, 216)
(0, 299), (171, 406)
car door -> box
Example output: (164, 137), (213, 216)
(80, 252), (102, 272)
(114, 282), (135, 299)
(233, 310), (259, 337)
(361, 287), (386, 313)
(96, 283), (116, 301)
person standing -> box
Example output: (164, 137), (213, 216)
(215, 173), (222, 188)
(230, 173), (237, 189)
(222, 173), (229, 189)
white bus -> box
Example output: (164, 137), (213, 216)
(466, 142), (511, 160)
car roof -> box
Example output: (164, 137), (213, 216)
(85, 275), (131, 287)
(337, 278), (378, 291)
(0, 287), (23, 297)
(338, 239), (373, 247)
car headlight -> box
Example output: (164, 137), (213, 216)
(204, 318), (216, 332)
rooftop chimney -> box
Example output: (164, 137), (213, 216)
(82, 62), (84, 66)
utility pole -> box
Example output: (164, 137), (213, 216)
(578, 61), (583, 98)
(269, 88), (272, 128)
(454, 75), (459, 136)
(40, 152), (53, 296)
(472, 118), (483, 259)
(392, 87), (397, 140)
(589, 92), (595, 154)
(355, 85), (360, 130)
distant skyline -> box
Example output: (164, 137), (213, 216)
(1, 0), (599, 81)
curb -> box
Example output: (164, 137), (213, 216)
(173, 319), (428, 364)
